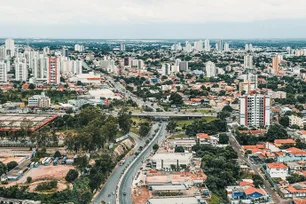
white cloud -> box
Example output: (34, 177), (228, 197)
(0, 0), (306, 25)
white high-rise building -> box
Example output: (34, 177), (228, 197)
(204, 39), (210, 52)
(245, 44), (249, 51)
(0, 61), (7, 82)
(120, 43), (126, 52)
(224, 43), (230, 52)
(244, 55), (253, 69)
(195, 40), (203, 51)
(74, 44), (85, 52)
(47, 57), (60, 84)
(33, 55), (48, 79)
(0, 46), (6, 60)
(162, 63), (172, 75)
(185, 41), (192, 52)
(217, 40), (223, 51)
(205, 61), (216, 77)
(5, 38), (15, 57)
(15, 58), (28, 81)
(43, 47), (50, 56)
(239, 95), (270, 127)
(249, 44), (253, 51)
(179, 61), (189, 72)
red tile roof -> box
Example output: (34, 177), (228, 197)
(274, 139), (296, 144)
(240, 181), (255, 187)
(196, 133), (210, 139)
(244, 187), (266, 196)
(266, 163), (287, 169)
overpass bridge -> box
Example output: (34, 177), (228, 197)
(131, 111), (217, 118)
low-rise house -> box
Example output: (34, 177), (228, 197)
(274, 139), (296, 147)
(151, 152), (192, 170)
(279, 182), (306, 199)
(196, 133), (218, 145)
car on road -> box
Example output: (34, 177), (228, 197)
(112, 191), (115, 195)
(123, 192), (126, 196)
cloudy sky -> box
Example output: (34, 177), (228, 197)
(1, 0), (306, 38)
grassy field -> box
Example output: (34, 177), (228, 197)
(130, 117), (151, 135)
(176, 116), (217, 130)
(168, 133), (186, 139)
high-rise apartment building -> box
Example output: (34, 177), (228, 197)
(179, 61), (189, 72)
(47, 57), (60, 84)
(224, 43), (230, 51)
(0, 61), (7, 82)
(5, 38), (15, 57)
(15, 58), (28, 81)
(120, 43), (126, 52)
(33, 55), (48, 79)
(244, 55), (253, 69)
(74, 44), (84, 52)
(217, 40), (223, 51)
(272, 56), (279, 73)
(239, 95), (270, 127)
(195, 40), (203, 51)
(205, 61), (216, 77)
(204, 39), (210, 52)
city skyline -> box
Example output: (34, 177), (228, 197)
(1, 0), (306, 38)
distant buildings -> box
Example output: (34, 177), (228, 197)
(217, 40), (223, 51)
(272, 56), (279, 74)
(244, 55), (253, 69)
(224, 43), (230, 52)
(204, 39), (210, 52)
(239, 95), (271, 127)
(120, 43), (126, 52)
(205, 61), (216, 77)
(245, 43), (253, 52)
(5, 38), (15, 57)
(74, 44), (85, 52)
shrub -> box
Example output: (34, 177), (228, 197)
(65, 169), (79, 182)
(27, 177), (32, 183)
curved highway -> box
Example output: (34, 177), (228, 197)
(92, 124), (160, 204)
(118, 122), (167, 204)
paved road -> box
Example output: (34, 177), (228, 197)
(119, 122), (167, 204)
(228, 131), (290, 204)
(92, 128), (157, 204)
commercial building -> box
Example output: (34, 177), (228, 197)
(205, 61), (216, 77)
(151, 152), (192, 170)
(239, 95), (271, 127)
(147, 197), (199, 204)
(266, 163), (288, 179)
(47, 57), (60, 84)
(288, 115), (304, 128)
(28, 92), (51, 108)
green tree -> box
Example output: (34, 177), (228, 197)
(175, 146), (185, 152)
(28, 83), (36, 89)
(169, 93), (183, 106)
(74, 155), (89, 174)
(53, 151), (62, 158)
(222, 105), (233, 112)
(266, 124), (288, 142)
(139, 122), (150, 137)
(0, 161), (7, 175)
(219, 133), (229, 144)
(65, 169), (79, 182)
(118, 108), (132, 134)
(27, 176), (32, 183)
(166, 120), (177, 133)
(279, 116), (289, 127)
(153, 143), (159, 151)
(6, 161), (18, 171)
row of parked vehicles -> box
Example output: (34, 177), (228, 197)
(38, 156), (74, 166)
